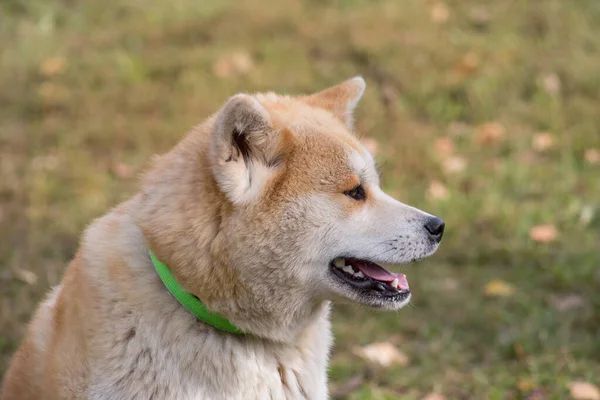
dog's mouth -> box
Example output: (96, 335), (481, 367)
(329, 257), (410, 300)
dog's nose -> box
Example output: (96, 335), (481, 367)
(424, 217), (445, 242)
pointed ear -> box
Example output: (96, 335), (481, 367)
(210, 94), (286, 204)
(302, 76), (366, 129)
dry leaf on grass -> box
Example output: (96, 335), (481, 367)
(484, 279), (515, 297)
(353, 342), (409, 368)
(529, 224), (558, 243)
(213, 51), (254, 78)
(422, 393), (446, 400)
(569, 381), (600, 400)
(532, 132), (555, 152)
(434, 137), (455, 159)
(112, 162), (134, 179)
(442, 156), (467, 174)
(430, 2), (450, 23)
(517, 380), (534, 391)
(454, 52), (480, 76)
(40, 56), (66, 77)
(549, 294), (585, 312)
(476, 122), (505, 145)
(14, 269), (38, 285)
(360, 137), (379, 156)
(427, 180), (450, 201)
(584, 148), (600, 165)
(540, 72), (561, 95)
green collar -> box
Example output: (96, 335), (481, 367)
(149, 250), (243, 334)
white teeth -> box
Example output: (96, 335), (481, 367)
(343, 265), (354, 274)
(334, 258), (345, 268)
(391, 278), (399, 289)
(355, 271), (364, 278)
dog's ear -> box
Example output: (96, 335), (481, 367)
(210, 94), (287, 204)
(302, 76), (366, 129)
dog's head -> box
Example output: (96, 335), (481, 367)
(208, 77), (444, 313)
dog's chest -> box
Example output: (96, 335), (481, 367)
(88, 316), (331, 400)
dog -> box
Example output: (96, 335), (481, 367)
(1, 77), (444, 400)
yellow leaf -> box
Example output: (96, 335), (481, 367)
(484, 279), (515, 297)
(40, 56), (66, 77)
(529, 224), (558, 243)
(569, 381), (600, 400)
(353, 342), (409, 368)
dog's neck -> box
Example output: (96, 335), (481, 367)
(131, 123), (329, 343)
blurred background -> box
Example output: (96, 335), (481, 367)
(1, 0), (599, 398)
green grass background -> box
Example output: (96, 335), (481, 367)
(1, 0), (599, 398)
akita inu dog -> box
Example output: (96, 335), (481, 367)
(1, 77), (444, 400)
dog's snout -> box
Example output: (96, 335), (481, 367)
(424, 217), (445, 242)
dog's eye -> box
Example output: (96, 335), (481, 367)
(344, 185), (366, 201)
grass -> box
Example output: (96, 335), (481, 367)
(1, 0), (600, 397)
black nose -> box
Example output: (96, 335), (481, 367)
(424, 217), (445, 242)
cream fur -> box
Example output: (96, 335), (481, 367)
(1, 77), (442, 400)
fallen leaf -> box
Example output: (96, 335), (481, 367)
(360, 137), (379, 156)
(213, 51), (254, 78)
(532, 132), (555, 152)
(529, 224), (558, 243)
(549, 294), (585, 312)
(442, 156), (467, 174)
(40, 56), (66, 77)
(476, 122), (505, 145)
(422, 393), (446, 400)
(540, 72), (561, 95)
(14, 269), (38, 285)
(518, 380), (534, 391)
(484, 279), (515, 297)
(468, 6), (491, 30)
(112, 162), (134, 179)
(353, 342), (409, 368)
(454, 52), (480, 76)
(430, 2), (450, 23)
(584, 148), (600, 165)
(569, 381), (600, 400)
(434, 137), (455, 159)
(427, 180), (450, 201)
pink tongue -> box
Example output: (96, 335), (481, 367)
(348, 260), (409, 290)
